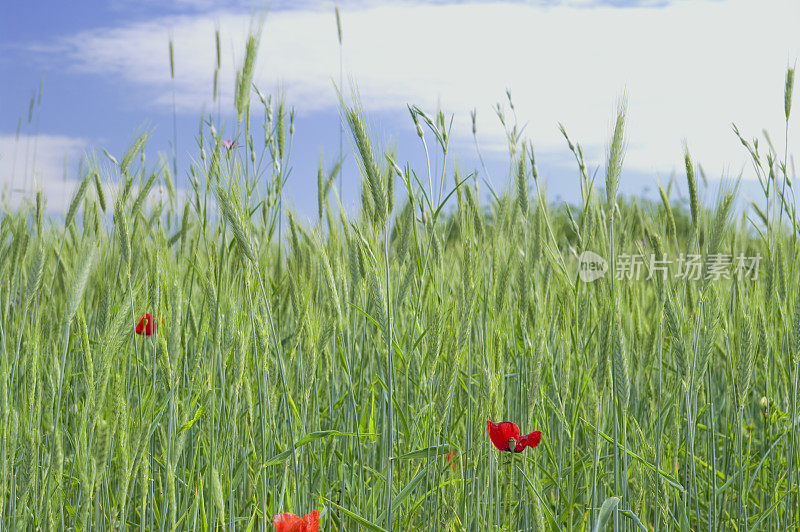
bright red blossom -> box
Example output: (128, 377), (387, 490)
(446, 451), (466, 468)
(487, 420), (542, 453)
(135, 313), (155, 337)
(273, 510), (320, 532)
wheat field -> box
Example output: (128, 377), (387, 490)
(1, 29), (799, 530)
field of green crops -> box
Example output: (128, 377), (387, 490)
(1, 38), (799, 529)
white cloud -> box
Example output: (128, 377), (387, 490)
(56, 0), (800, 181)
(0, 134), (88, 213)
(0, 135), (198, 216)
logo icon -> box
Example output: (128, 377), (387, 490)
(578, 250), (608, 282)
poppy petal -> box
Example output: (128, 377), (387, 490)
(135, 313), (148, 335)
(487, 420), (520, 452)
(136, 313), (155, 337)
(514, 430), (542, 452)
(273, 510), (319, 532)
(297, 510), (320, 532)
(273, 513), (301, 532)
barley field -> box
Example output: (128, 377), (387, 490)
(1, 33), (799, 530)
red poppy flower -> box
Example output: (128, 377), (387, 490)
(487, 420), (542, 453)
(446, 451), (466, 468)
(273, 510), (320, 532)
(135, 313), (155, 337)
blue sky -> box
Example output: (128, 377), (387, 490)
(1, 0), (798, 218)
